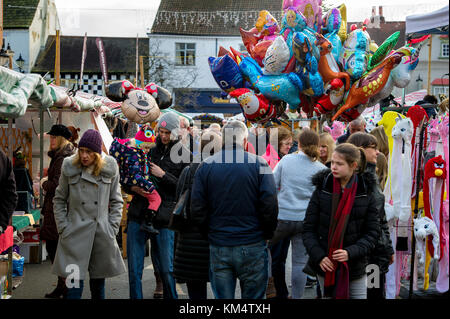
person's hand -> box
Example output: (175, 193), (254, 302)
(389, 254), (395, 265)
(131, 186), (151, 197)
(332, 249), (349, 262)
(150, 163), (165, 178)
(319, 257), (335, 272)
(40, 176), (48, 188)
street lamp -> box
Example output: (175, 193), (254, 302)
(16, 53), (25, 73)
(416, 74), (423, 91)
(0, 42), (9, 67)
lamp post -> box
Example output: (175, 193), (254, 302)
(16, 53), (25, 73)
(0, 40), (9, 67)
(416, 74), (423, 91)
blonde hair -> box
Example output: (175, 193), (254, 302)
(376, 152), (388, 189)
(370, 126), (389, 158)
(49, 136), (71, 152)
(319, 132), (335, 164)
(72, 150), (105, 176)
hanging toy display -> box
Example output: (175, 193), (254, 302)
(421, 155), (447, 290)
(105, 80), (171, 124)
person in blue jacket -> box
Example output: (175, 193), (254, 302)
(190, 120), (279, 299)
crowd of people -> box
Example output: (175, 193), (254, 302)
(0, 113), (396, 300)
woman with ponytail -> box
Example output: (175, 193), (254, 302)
(270, 130), (326, 298)
(303, 143), (380, 299)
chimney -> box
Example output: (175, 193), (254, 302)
(379, 6), (385, 23)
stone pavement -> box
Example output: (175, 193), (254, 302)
(11, 245), (318, 299)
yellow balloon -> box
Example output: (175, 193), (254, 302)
(338, 4), (347, 43)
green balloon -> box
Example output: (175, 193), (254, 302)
(367, 31), (400, 71)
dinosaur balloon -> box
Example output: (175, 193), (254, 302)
(332, 54), (403, 121)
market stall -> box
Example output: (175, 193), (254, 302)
(0, 65), (116, 298)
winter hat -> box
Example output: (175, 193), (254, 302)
(134, 126), (156, 147)
(47, 124), (72, 140)
(78, 129), (103, 154)
(156, 112), (180, 133)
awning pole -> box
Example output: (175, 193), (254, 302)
(427, 36), (432, 94)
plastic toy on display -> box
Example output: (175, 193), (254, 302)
(105, 80), (172, 124)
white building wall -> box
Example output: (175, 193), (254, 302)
(149, 34), (244, 90)
(405, 34), (449, 95)
(3, 0), (58, 73)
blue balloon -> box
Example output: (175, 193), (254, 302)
(323, 8), (343, 62)
(292, 32), (324, 97)
(239, 56), (303, 111)
(208, 55), (244, 93)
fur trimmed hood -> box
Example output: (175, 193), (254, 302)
(61, 154), (118, 178)
(311, 168), (378, 195)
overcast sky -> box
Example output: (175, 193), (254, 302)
(54, 0), (448, 37)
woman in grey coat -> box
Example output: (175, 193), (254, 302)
(52, 129), (125, 299)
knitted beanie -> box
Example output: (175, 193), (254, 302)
(135, 127), (156, 146)
(156, 112), (180, 133)
(78, 129), (103, 154)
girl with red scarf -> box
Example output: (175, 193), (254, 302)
(303, 143), (381, 299)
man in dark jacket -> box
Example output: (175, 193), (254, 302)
(125, 112), (191, 299)
(0, 149), (17, 234)
(191, 120), (279, 299)
(336, 117), (367, 144)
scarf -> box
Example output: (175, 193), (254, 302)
(324, 174), (358, 299)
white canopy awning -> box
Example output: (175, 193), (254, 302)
(406, 5), (449, 35)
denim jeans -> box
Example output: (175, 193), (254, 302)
(317, 274), (368, 299)
(127, 220), (151, 299)
(65, 278), (105, 299)
(269, 220), (304, 299)
(269, 237), (290, 299)
(150, 227), (178, 299)
(290, 233), (308, 299)
(209, 240), (268, 299)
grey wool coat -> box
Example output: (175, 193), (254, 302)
(52, 154), (126, 280)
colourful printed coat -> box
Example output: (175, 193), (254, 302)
(109, 138), (155, 193)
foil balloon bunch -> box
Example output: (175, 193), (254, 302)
(208, 0), (422, 124)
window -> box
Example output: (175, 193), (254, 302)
(433, 86), (449, 96)
(441, 43), (449, 58)
(175, 43), (196, 66)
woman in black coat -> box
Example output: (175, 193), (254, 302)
(40, 125), (75, 298)
(347, 132), (394, 299)
(173, 130), (222, 299)
(303, 143), (380, 299)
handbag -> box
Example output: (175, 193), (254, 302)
(168, 189), (189, 231)
(167, 165), (191, 231)
(154, 201), (176, 229)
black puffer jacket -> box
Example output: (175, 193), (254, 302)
(173, 162), (210, 283)
(126, 137), (191, 225)
(0, 149), (17, 231)
(366, 163), (394, 274)
(303, 168), (381, 280)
